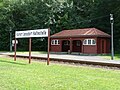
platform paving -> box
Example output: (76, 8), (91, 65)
(0, 52), (120, 65)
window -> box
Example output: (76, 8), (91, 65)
(83, 39), (87, 45)
(64, 41), (70, 46)
(92, 39), (96, 45)
(55, 40), (57, 44)
(51, 40), (60, 45)
(88, 40), (91, 44)
(51, 40), (54, 45)
(83, 39), (96, 45)
(76, 41), (80, 46)
(58, 40), (60, 44)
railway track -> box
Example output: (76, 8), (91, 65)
(7, 54), (120, 68)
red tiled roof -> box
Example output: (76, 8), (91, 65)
(51, 28), (110, 38)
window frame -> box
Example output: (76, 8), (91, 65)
(83, 39), (96, 45)
(51, 40), (60, 45)
(64, 41), (70, 46)
(76, 41), (81, 46)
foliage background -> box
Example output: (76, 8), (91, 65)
(0, 0), (120, 52)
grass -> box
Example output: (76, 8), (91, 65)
(0, 51), (47, 55)
(100, 54), (120, 60)
(16, 51), (47, 54)
(0, 57), (120, 90)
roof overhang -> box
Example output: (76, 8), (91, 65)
(50, 35), (110, 39)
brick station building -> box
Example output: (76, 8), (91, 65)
(50, 28), (110, 54)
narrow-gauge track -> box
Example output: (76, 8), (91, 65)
(7, 54), (120, 68)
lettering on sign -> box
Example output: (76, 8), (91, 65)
(15, 29), (48, 38)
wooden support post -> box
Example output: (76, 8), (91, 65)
(14, 38), (16, 61)
(70, 38), (72, 54)
(47, 28), (50, 65)
(29, 37), (32, 64)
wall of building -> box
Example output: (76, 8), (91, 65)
(50, 39), (62, 52)
(82, 38), (97, 54)
(97, 38), (101, 54)
(50, 37), (110, 54)
(50, 45), (61, 52)
(106, 38), (110, 53)
(50, 38), (84, 52)
(97, 37), (110, 54)
(82, 45), (97, 54)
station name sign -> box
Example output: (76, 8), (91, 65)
(15, 29), (48, 38)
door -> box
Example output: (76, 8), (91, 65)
(72, 40), (82, 52)
(101, 39), (106, 53)
(62, 40), (70, 52)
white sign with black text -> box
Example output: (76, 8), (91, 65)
(15, 29), (48, 38)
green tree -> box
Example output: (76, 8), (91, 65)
(89, 0), (120, 52)
(0, 0), (120, 52)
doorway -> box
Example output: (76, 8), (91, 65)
(62, 40), (70, 52)
(72, 40), (82, 52)
(101, 40), (106, 53)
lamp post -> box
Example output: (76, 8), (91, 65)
(9, 27), (12, 52)
(110, 14), (114, 60)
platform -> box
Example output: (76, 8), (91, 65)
(0, 52), (120, 67)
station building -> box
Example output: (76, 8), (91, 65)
(50, 28), (110, 54)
